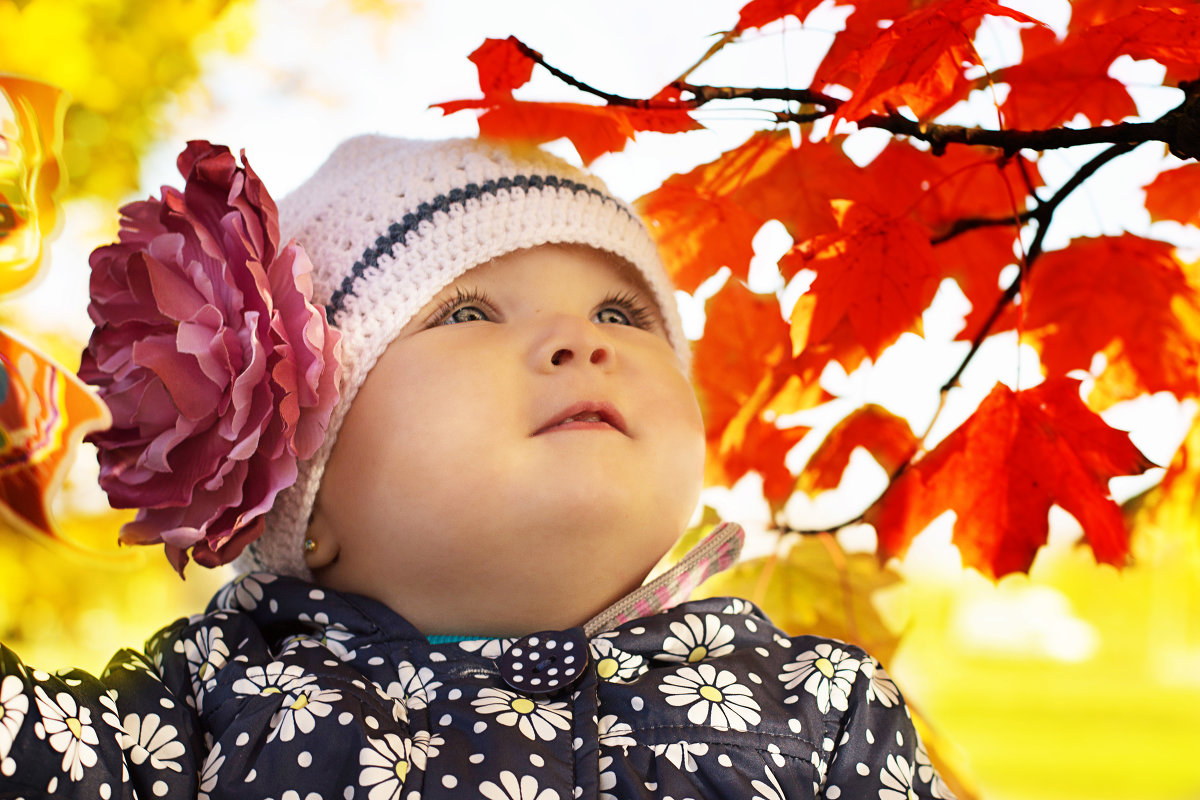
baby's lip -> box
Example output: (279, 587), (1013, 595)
(534, 401), (628, 436)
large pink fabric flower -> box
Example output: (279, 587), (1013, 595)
(80, 141), (340, 574)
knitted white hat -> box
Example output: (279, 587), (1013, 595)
(236, 135), (689, 578)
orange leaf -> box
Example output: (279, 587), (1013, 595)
(693, 280), (823, 510)
(797, 404), (919, 496)
(827, 0), (1043, 125)
(0, 75), (69, 297)
(786, 200), (941, 365)
(435, 97), (700, 164)
(636, 132), (792, 291)
(1021, 235), (1200, 407)
(867, 379), (1155, 578)
(998, 25), (1137, 129)
(735, 0), (831, 31)
(0, 328), (112, 541)
(1144, 163), (1200, 226)
(468, 37), (536, 98)
(812, 0), (914, 94)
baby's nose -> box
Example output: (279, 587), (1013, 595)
(531, 316), (616, 373)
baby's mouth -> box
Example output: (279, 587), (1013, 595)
(534, 402), (628, 435)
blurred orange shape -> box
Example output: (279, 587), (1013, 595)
(0, 74), (69, 297)
(0, 327), (111, 540)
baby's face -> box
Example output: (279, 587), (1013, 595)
(308, 244), (705, 635)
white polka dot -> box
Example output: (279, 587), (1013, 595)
(439, 714), (453, 726)
(755, 647), (770, 657)
(823, 737), (834, 751)
(442, 776), (458, 789)
(159, 697), (174, 709)
(236, 732), (250, 746)
(298, 751), (312, 767)
(429, 652), (447, 662)
(827, 786), (842, 799)
(309, 589), (326, 601)
(747, 672), (762, 684)
(365, 716), (379, 729)
(745, 620), (758, 632)
(788, 718), (802, 734)
(3, 757), (17, 776)
(896, 730), (904, 746)
(563, 641), (574, 651)
(840, 731), (850, 744)
(245, 769), (257, 782)
(32, 670), (49, 681)
(338, 711), (354, 725)
(469, 753), (485, 764)
(100, 783), (112, 799)
(282, 791), (299, 800)
(153, 780), (169, 796)
(474, 721), (487, 733)
(573, 737), (584, 751)
(718, 754), (733, 767)
(306, 794), (322, 800)
(344, 787), (355, 800)
(856, 762), (870, 776)
(865, 728), (875, 744)
(269, 599), (279, 613)
(528, 637), (540, 647)
(47, 776), (58, 794)
(630, 627), (645, 635)
(530, 754), (545, 767)
(324, 660), (340, 667)
(368, 656), (385, 666)
(448, 688), (462, 700)
(631, 696), (644, 711)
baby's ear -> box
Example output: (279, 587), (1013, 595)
(302, 512), (341, 570)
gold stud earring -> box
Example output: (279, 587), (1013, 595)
(303, 537), (317, 554)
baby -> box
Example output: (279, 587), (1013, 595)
(0, 136), (949, 799)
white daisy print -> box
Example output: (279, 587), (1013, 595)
(472, 688), (571, 742)
(880, 753), (917, 800)
(197, 741), (225, 800)
(659, 664), (761, 731)
(0, 675), (28, 773)
(215, 573), (276, 611)
(184, 627), (230, 697)
(458, 637), (506, 659)
(661, 613), (736, 663)
(599, 754), (619, 800)
(33, 686), (99, 781)
(917, 742), (955, 799)
(269, 687), (341, 742)
(751, 764), (786, 800)
(779, 642), (861, 713)
(479, 769), (561, 800)
(722, 598), (754, 615)
(862, 660), (901, 708)
(409, 729), (444, 772)
(649, 740), (710, 772)
(117, 712), (185, 772)
(597, 715), (636, 748)
(231, 662), (315, 698)
(359, 733), (411, 800)
(590, 638), (645, 683)
(385, 661), (442, 709)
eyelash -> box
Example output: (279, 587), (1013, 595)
(425, 288), (658, 331)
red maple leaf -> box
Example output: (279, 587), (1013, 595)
(826, 0), (1042, 126)
(785, 200), (941, 365)
(867, 379), (1155, 578)
(735, 0), (834, 31)
(1021, 235), (1200, 408)
(436, 37), (700, 163)
(693, 280), (825, 510)
(1144, 163), (1200, 226)
(797, 404), (919, 496)
(469, 36), (535, 97)
(998, 25), (1137, 129)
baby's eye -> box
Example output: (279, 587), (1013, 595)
(595, 291), (657, 331)
(442, 305), (490, 325)
(594, 307), (632, 326)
